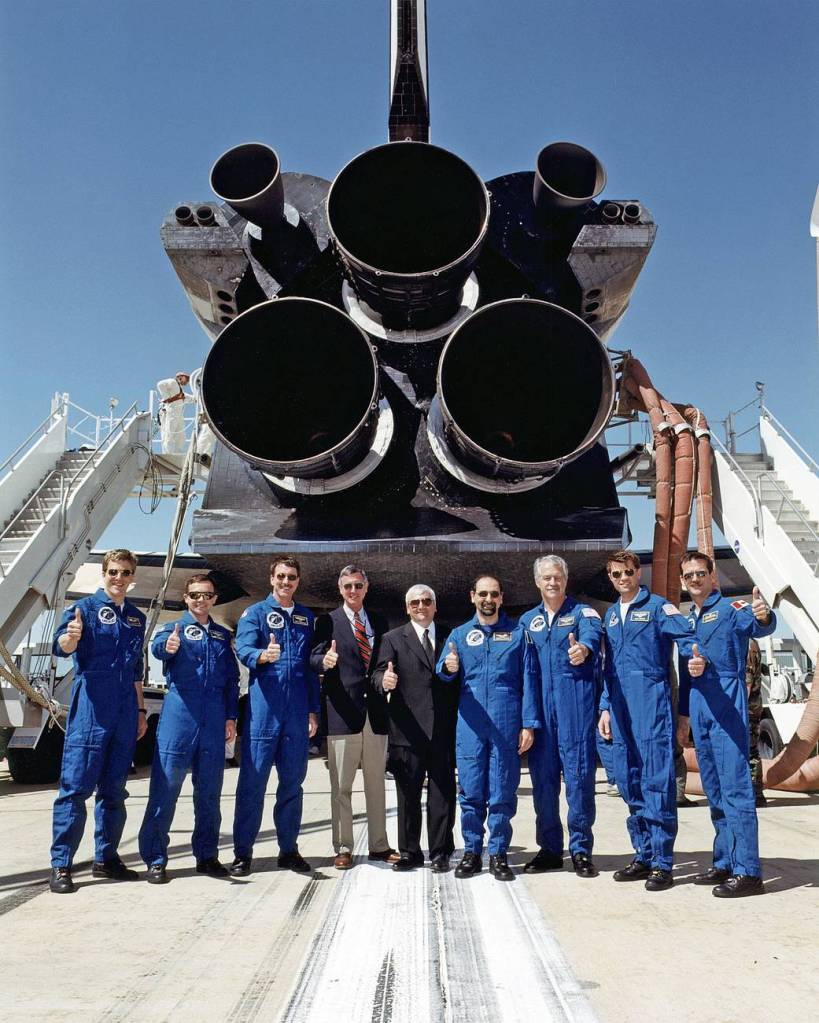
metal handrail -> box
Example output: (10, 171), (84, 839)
(711, 434), (765, 539)
(755, 470), (819, 574)
(761, 405), (819, 478)
(0, 398), (67, 478)
(59, 403), (142, 535)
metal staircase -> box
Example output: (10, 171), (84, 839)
(712, 407), (819, 655)
(0, 395), (152, 654)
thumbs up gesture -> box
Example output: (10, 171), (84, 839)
(165, 622), (181, 654)
(688, 642), (707, 677)
(322, 639), (339, 671)
(67, 607), (83, 643)
(382, 660), (398, 691)
(264, 632), (282, 664)
(751, 585), (770, 622)
(444, 642), (459, 673)
(567, 632), (589, 666)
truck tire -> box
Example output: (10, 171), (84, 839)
(758, 717), (784, 761)
(7, 726), (65, 785)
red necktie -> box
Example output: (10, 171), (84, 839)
(354, 612), (371, 668)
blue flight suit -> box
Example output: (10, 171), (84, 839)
(51, 589), (145, 868)
(520, 597), (603, 857)
(139, 613), (240, 867)
(436, 613), (541, 856)
(601, 586), (695, 871)
(679, 591), (775, 878)
(232, 596), (320, 858)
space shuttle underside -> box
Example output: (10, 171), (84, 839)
(160, 1), (657, 613)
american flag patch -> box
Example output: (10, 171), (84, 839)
(582, 607), (601, 619)
(663, 604), (682, 616)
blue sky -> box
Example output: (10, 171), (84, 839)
(1, 0), (817, 554)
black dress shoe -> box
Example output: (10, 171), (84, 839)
(146, 864), (169, 885)
(692, 866), (730, 886)
(196, 857), (229, 878)
(571, 853), (599, 878)
(49, 867), (75, 894)
(430, 855), (450, 873)
(712, 874), (764, 899)
(613, 860), (651, 882)
(645, 869), (674, 891)
(489, 854), (514, 881)
(392, 854), (423, 872)
(229, 856), (252, 877)
(523, 849), (563, 874)
(278, 850), (311, 872)
(92, 858), (139, 881)
(754, 792), (768, 808)
(454, 852), (482, 878)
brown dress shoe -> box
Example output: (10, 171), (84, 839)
(334, 852), (353, 870)
(368, 848), (400, 864)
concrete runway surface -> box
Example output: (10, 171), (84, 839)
(1, 755), (816, 1022)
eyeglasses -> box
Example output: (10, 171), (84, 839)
(409, 597), (434, 607)
(273, 572), (298, 581)
(475, 590), (500, 599)
(107, 568), (133, 578)
(682, 569), (709, 582)
(187, 591), (216, 600)
(342, 582), (365, 590)
(608, 568), (635, 579)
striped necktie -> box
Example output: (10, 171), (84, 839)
(354, 611), (371, 668)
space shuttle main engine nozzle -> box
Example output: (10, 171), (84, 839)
(201, 298), (383, 479)
(533, 142), (607, 216)
(434, 299), (615, 482)
(327, 141), (489, 330)
(210, 142), (285, 232)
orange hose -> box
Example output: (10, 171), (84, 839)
(764, 660), (819, 786)
(683, 743), (819, 792)
(661, 400), (695, 607)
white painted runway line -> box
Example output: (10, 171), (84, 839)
(280, 785), (598, 1023)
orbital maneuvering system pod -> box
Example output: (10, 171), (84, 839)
(160, 0), (658, 613)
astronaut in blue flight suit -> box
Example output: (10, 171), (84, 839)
(597, 549), (696, 892)
(519, 555), (604, 879)
(677, 551), (775, 898)
(49, 549), (147, 895)
(436, 575), (540, 881)
(230, 556), (320, 876)
(138, 573), (240, 884)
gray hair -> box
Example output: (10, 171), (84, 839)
(338, 564), (368, 584)
(533, 555), (568, 581)
(405, 583), (436, 604)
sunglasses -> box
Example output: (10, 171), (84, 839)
(475, 590), (500, 599)
(187, 591), (216, 600)
(409, 597), (434, 607)
(273, 572), (299, 581)
(342, 582), (365, 590)
(682, 569), (709, 582)
(107, 568), (133, 578)
(608, 568), (635, 579)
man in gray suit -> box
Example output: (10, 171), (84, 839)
(372, 585), (458, 873)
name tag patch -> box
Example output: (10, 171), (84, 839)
(292, 613), (309, 627)
(127, 616), (142, 627)
(528, 615), (546, 632)
(630, 611), (651, 623)
(184, 625), (204, 641)
(267, 611), (285, 629)
(557, 615), (575, 627)
(211, 630), (228, 642)
(702, 611), (719, 624)
(466, 629), (484, 646)
(492, 632), (513, 642)
(97, 607), (117, 625)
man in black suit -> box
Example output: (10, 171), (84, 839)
(310, 565), (397, 869)
(372, 584), (457, 873)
